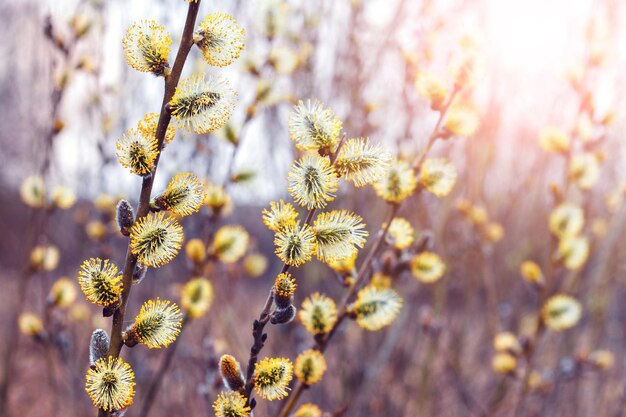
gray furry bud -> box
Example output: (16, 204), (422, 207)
(116, 200), (134, 236)
(89, 329), (110, 368)
(132, 263), (148, 284)
(274, 294), (293, 309)
(270, 305), (297, 325)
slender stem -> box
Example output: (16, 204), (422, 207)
(480, 243), (499, 337)
(97, 2), (201, 416)
(242, 290), (275, 405)
(411, 87), (458, 171)
(240, 141), (348, 407)
(440, 343), (488, 417)
(277, 88), (459, 417)
(512, 314), (545, 417)
(276, 205), (397, 417)
(511, 63), (593, 415)
(241, 204), (318, 409)
(222, 113), (255, 191)
(324, 86), (457, 351)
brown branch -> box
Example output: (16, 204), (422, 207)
(411, 86), (459, 171)
(442, 346), (488, 417)
(510, 57), (593, 414)
(242, 290), (275, 406)
(276, 87), (460, 417)
(276, 204), (397, 417)
(97, 2), (202, 416)
(240, 139), (348, 408)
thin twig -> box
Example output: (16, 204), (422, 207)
(277, 86), (460, 417)
(240, 139), (347, 408)
(276, 205), (398, 417)
(510, 59), (592, 415)
(98, 2), (202, 416)
(242, 290), (275, 406)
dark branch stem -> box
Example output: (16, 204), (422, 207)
(97, 2), (201, 416)
(241, 139), (347, 407)
(411, 87), (458, 171)
(276, 88), (459, 417)
(242, 290), (275, 406)
(277, 204), (398, 417)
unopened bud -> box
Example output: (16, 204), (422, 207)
(520, 261), (544, 287)
(132, 263), (148, 284)
(270, 305), (297, 325)
(274, 294), (293, 310)
(230, 170), (256, 184)
(89, 329), (110, 368)
(70, 14), (91, 38)
(52, 118), (65, 133)
(222, 123), (239, 145)
(246, 104), (258, 120)
(255, 81), (272, 103)
(116, 200), (134, 236)
(550, 183), (563, 204)
(381, 250), (395, 274)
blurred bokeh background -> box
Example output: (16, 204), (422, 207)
(1, 0), (626, 416)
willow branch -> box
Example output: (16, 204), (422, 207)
(242, 289), (275, 406)
(241, 141), (346, 408)
(97, 2), (201, 416)
(277, 89), (459, 417)
(276, 205), (397, 417)
(138, 113), (261, 417)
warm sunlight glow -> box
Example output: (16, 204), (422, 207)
(484, 0), (594, 75)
